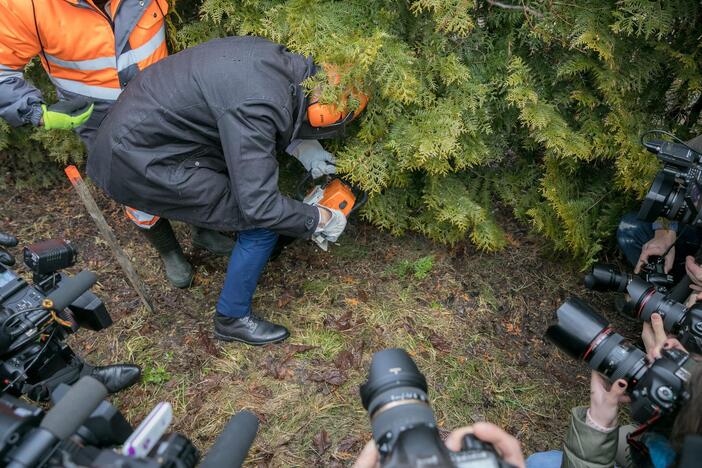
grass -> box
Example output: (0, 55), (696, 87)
(0, 187), (625, 466)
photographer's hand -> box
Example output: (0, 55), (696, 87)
(0, 231), (18, 266)
(636, 229), (676, 273)
(686, 255), (702, 291)
(352, 440), (380, 468)
(641, 313), (669, 360)
(651, 338), (687, 360)
(445, 423), (526, 468)
(588, 371), (630, 430)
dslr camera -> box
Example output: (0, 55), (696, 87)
(0, 239), (112, 400)
(546, 298), (693, 423)
(0, 376), (259, 468)
(360, 348), (516, 468)
(638, 136), (702, 227)
(585, 256), (674, 294)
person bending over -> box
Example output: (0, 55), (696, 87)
(87, 36), (367, 346)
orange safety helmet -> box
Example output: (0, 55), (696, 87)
(299, 65), (368, 139)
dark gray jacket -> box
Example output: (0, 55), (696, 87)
(87, 36), (319, 238)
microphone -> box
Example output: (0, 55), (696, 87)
(7, 376), (108, 468)
(43, 270), (97, 312)
(200, 410), (260, 468)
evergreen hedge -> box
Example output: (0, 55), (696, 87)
(1, 1), (701, 265)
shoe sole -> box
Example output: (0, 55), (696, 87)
(169, 274), (194, 289)
(213, 330), (290, 346)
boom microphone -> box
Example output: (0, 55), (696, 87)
(200, 410), (260, 468)
(44, 270), (96, 312)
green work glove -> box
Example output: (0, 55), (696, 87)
(41, 98), (94, 130)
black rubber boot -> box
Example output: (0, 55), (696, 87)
(192, 227), (236, 256)
(213, 313), (290, 345)
(140, 219), (194, 288)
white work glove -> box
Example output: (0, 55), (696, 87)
(289, 140), (336, 178)
(312, 206), (347, 251)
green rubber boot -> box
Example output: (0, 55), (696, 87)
(140, 220), (194, 288)
(192, 227), (236, 256)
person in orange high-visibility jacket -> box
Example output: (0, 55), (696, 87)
(0, 0), (168, 147)
(0, 1), (237, 287)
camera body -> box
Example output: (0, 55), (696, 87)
(360, 348), (515, 468)
(639, 140), (702, 227)
(546, 298), (692, 423)
(0, 239), (111, 399)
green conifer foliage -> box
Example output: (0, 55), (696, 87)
(2, 1), (701, 264)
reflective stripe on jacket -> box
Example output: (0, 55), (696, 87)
(0, 0), (168, 127)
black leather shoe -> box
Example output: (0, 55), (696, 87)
(90, 364), (141, 393)
(213, 313), (290, 346)
(192, 227), (236, 256)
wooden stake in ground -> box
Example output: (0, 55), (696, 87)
(64, 165), (155, 313)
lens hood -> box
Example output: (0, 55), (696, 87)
(360, 348), (427, 411)
(639, 172), (674, 222)
(545, 297), (610, 359)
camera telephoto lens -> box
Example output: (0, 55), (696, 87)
(360, 349), (435, 452)
(584, 264), (629, 292)
(626, 277), (686, 333)
(546, 297), (648, 384)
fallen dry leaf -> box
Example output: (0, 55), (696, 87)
(323, 310), (355, 331)
(309, 368), (347, 386)
(427, 330), (451, 353)
(276, 291), (295, 308)
(197, 325), (221, 357)
(313, 430), (331, 455)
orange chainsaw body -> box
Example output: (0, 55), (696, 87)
(319, 179), (356, 216)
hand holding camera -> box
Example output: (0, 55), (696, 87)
(546, 297), (693, 424)
(637, 230), (676, 274)
(354, 424), (525, 468)
(588, 371), (630, 430)
(358, 348), (522, 468)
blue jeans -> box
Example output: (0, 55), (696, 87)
(616, 212), (702, 281)
(216, 228), (279, 318)
(526, 450), (562, 468)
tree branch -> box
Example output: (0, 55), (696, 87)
(486, 0), (544, 18)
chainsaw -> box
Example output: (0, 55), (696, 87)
(299, 174), (367, 250)
(270, 173), (367, 258)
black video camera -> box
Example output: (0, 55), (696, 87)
(360, 348), (516, 468)
(0, 239), (112, 400)
(638, 136), (702, 227)
(546, 298), (693, 424)
(0, 376), (259, 468)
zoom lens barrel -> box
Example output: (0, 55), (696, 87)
(584, 264), (629, 292)
(626, 277), (687, 333)
(360, 349), (436, 458)
(546, 298), (648, 384)
(638, 172), (675, 223)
